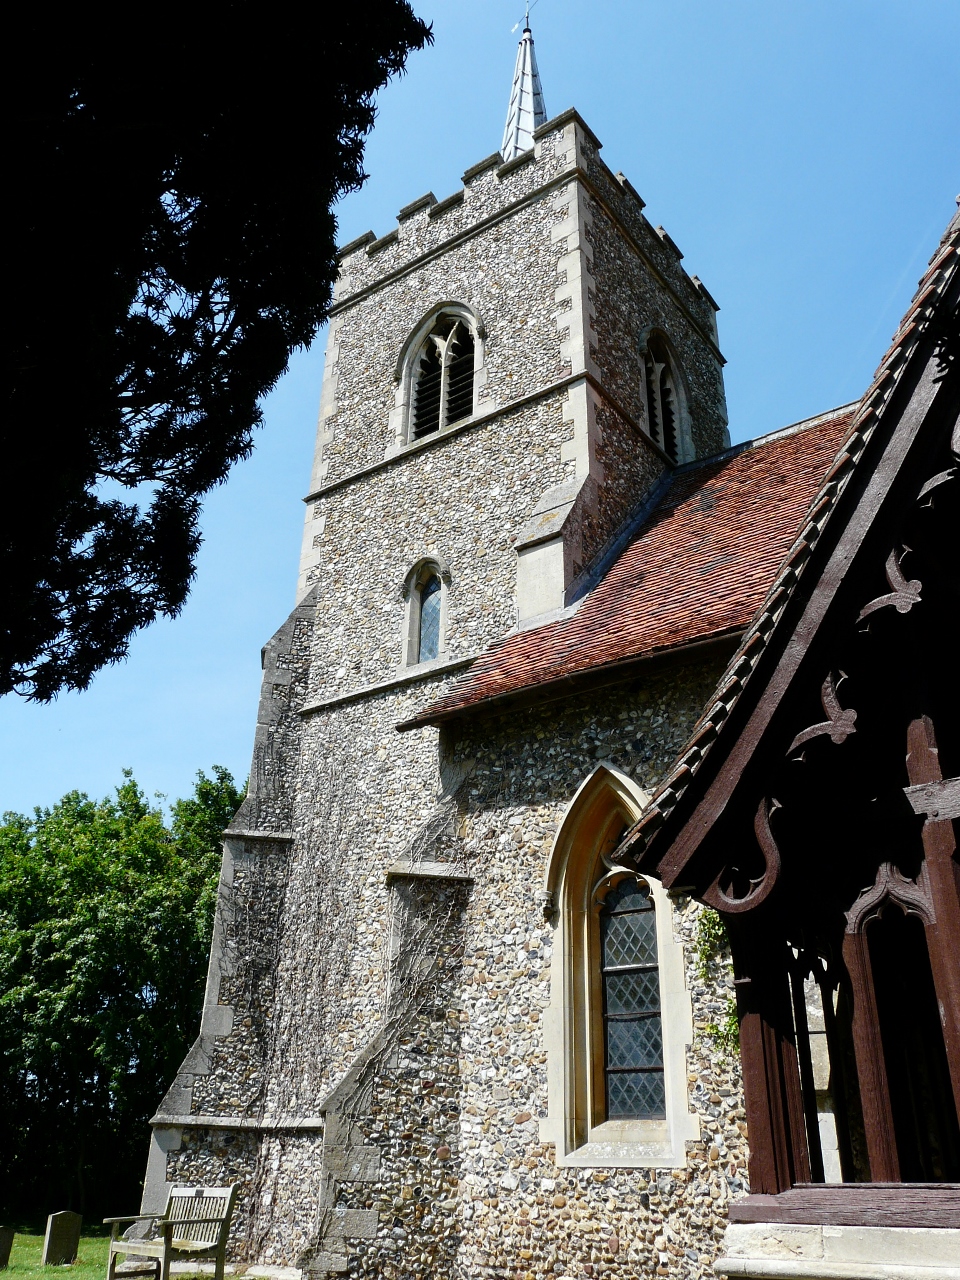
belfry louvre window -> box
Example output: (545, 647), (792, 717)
(599, 876), (665, 1119)
(644, 336), (680, 463)
(412, 317), (475, 439)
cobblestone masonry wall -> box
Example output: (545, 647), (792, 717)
(160, 656), (747, 1277)
(307, 394), (568, 700)
(304, 113), (726, 702)
(579, 146), (726, 458)
(572, 399), (664, 581)
(323, 193), (569, 485)
(305, 107), (727, 627)
(586, 196), (728, 461)
(189, 840), (291, 1118)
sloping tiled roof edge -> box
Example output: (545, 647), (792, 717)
(566, 401), (861, 609)
(396, 628), (745, 732)
(398, 402), (856, 734)
(620, 204), (960, 860)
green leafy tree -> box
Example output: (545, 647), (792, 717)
(0, 767), (244, 1220)
(5, 2), (431, 701)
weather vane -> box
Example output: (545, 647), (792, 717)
(511, 0), (540, 33)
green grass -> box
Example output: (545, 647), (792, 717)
(6, 1232), (108, 1280)
(5, 1234), (210, 1280)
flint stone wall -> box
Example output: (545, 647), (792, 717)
(305, 394), (568, 703)
(301, 110), (727, 660)
(158, 657), (748, 1278)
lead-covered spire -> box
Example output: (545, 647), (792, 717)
(501, 16), (547, 161)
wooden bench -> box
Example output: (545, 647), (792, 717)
(104, 1184), (239, 1280)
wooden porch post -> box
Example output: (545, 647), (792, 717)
(841, 930), (899, 1181)
(731, 925), (811, 1194)
(905, 715), (960, 1120)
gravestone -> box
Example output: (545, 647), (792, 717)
(41, 1212), (81, 1266)
(0, 1226), (14, 1269)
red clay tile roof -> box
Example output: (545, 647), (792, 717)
(399, 407), (856, 730)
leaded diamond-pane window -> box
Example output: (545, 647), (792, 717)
(599, 875), (665, 1119)
(418, 574), (442, 662)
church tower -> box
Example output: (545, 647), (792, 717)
(295, 22), (728, 633)
(145, 26), (747, 1279)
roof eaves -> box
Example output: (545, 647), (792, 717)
(398, 400), (859, 735)
(396, 628), (745, 733)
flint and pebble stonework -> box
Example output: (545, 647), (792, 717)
(147, 108), (746, 1278)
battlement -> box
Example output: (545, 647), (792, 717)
(332, 109), (718, 340)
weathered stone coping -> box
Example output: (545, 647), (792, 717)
(427, 189), (464, 219)
(715, 1222), (960, 1280)
(298, 653), (477, 717)
(149, 1114), (323, 1131)
(397, 192), (436, 221)
(365, 228), (399, 257)
(533, 106), (603, 151)
(461, 151), (503, 183)
(329, 159), (723, 364)
(331, 166), (577, 310)
(385, 861), (473, 883)
(303, 369), (674, 504)
(496, 149), (537, 179)
(718, 1263), (960, 1280)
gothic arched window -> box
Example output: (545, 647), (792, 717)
(411, 315), (475, 439)
(539, 765), (698, 1167)
(417, 573), (442, 662)
(644, 335), (685, 464)
(402, 558), (449, 666)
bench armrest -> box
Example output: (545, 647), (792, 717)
(103, 1215), (157, 1225)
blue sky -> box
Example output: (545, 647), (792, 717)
(2, 0), (957, 815)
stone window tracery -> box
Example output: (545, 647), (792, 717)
(411, 316), (475, 439)
(389, 304), (484, 456)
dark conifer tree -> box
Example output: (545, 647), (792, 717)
(5, 2), (431, 700)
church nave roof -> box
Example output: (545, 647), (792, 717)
(398, 404), (856, 731)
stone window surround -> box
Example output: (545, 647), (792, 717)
(387, 301), (487, 455)
(539, 762), (699, 1168)
(401, 555), (452, 668)
(639, 326), (695, 465)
